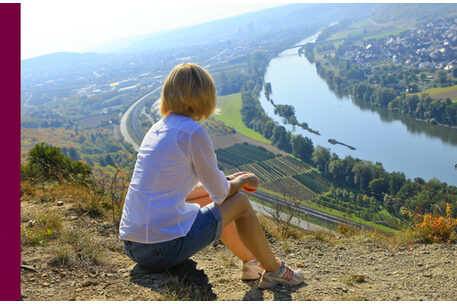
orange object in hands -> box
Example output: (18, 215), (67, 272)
(242, 185), (258, 193)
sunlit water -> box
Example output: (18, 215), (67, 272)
(259, 33), (457, 186)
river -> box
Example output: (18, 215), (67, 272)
(259, 32), (457, 186)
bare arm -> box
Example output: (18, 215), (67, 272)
(186, 171), (258, 202)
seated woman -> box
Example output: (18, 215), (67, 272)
(119, 63), (304, 289)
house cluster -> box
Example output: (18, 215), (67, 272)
(338, 18), (457, 70)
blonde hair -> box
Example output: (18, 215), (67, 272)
(160, 63), (216, 121)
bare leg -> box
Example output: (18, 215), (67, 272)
(188, 192), (255, 262)
(216, 192), (281, 273)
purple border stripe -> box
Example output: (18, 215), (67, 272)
(0, 3), (21, 301)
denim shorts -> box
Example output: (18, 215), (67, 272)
(123, 203), (223, 272)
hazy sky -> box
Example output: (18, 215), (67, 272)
(21, 0), (285, 59)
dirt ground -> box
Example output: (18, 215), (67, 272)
(20, 198), (457, 301)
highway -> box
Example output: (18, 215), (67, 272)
(119, 86), (162, 150)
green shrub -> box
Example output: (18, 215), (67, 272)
(24, 142), (91, 184)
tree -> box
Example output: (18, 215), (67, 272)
(328, 159), (346, 185)
(419, 72), (427, 81)
(312, 146), (330, 174)
(271, 125), (291, 152)
(291, 135), (313, 163)
(26, 142), (91, 183)
(262, 121), (276, 139)
(369, 177), (389, 198)
(264, 82), (272, 101)
(436, 70), (448, 85)
(352, 162), (372, 193)
(388, 171), (406, 195)
(68, 147), (80, 161)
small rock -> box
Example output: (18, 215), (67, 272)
(59, 272), (67, 278)
(423, 273), (432, 278)
(123, 272), (130, 277)
(69, 216), (78, 221)
(56, 201), (64, 206)
(42, 282), (50, 287)
(82, 280), (98, 287)
(21, 265), (36, 272)
(26, 220), (35, 228)
(331, 278), (337, 282)
(41, 273), (48, 278)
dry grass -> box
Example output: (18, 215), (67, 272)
(341, 274), (367, 285)
(59, 227), (103, 265)
(49, 244), (72, 266)
(258, 213), (306, 241)
(21, 209), (63, 246)
(258, 213), (400, 249)
(21, 181), (36, 197)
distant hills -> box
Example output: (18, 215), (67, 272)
(91, 3), (374, 54)
(21, 3), (457, 87)
(22, 4), (374, 67)
(21, 3), (375, 90)
(371, 3), (457, 24)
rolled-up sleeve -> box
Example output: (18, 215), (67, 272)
(189, 126), (231, 204)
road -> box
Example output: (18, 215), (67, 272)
(247, 191), (370, 230)
(250, 200), (329, 232)
(119, 86), (162, 151)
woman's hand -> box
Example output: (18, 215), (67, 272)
(226, 171), (249, 181)
(237, 172), (259, 193)
(226, 172), (259, 199)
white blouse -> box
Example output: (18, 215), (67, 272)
(119, 114), (230, 244)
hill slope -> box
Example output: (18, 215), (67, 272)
(20, 189), (457, 301)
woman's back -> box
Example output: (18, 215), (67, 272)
(119, 113), (229, 244)
(120, 114), (202, 243)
